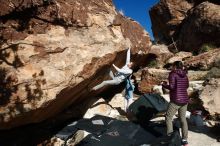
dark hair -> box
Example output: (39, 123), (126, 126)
(173, 61), (183, 69)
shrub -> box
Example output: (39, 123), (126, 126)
(147, 60), (158, 68)
(199, 43), (216, 54)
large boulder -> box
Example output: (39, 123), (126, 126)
(178, 2), (220, 52)
(184, 49), (220, 70)
(200, 78), (220, 116)
(167, 51), (192, 64)
(0, 0), (151, 129)
(149, 0), (193, 44)
(135, 68), (209, 94)
(149, 44), (174, 68)
(150, 0), (220, 52)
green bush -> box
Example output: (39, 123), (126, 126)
(199, 43), (216, 54)
(147, 60), (158, 68)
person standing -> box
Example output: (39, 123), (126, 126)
(161, 61), (189, 146)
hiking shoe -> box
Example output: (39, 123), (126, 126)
(181, 139), (189, 146)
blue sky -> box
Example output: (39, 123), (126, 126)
(113, 0), (159, 40)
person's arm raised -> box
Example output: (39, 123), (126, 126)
(113, 64), (121, 72)
(113, 64), (132, 74)
(126, 48), (131, 65)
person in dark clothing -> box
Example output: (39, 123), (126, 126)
(161, 61), (189, 146)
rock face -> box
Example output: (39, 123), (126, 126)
(135, 68), (208, 94)
(184, 49), (220, 70)
(0, 0), (151, 129)
(167, 51), (192, 65)
(150, 0), (220, 51)
(200, 78), (220, 116)
(178, 2), (220, 52)
(149, 0), (193, 44)
(148, 44), (174, 68)
(149, 0), (193, 43)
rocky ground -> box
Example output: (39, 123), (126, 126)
(43, 92), (220, 146)
(188, 127), (219, 146)
(89, 92), (220, 146)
